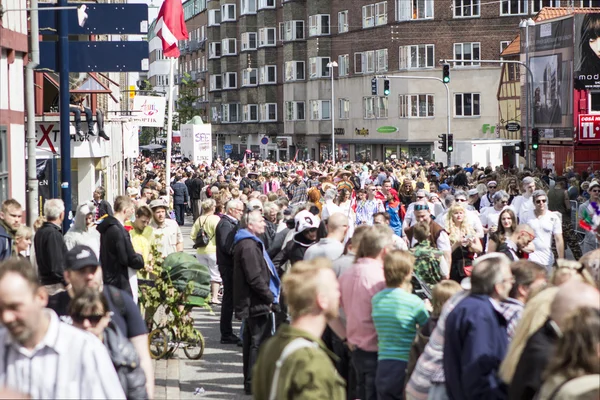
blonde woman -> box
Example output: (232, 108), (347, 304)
(14, 225), (33, 260)
(191, 199), (222, 304)
(446, 204), (482, 282)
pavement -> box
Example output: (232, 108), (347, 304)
(153, 215), (250, 400)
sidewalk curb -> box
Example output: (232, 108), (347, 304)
(153, 357), (181, 399)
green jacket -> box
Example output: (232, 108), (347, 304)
(252, 324), (346, 400)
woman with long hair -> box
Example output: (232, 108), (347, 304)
(446, 204), (482, 281)
(488, 208), (517, 252)
(577, 14), (600, 84)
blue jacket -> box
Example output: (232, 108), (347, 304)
(0, 224), (12, 261)
(443, 294), (508, 400)
(171, 181), (189, 205)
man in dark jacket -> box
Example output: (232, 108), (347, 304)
(96, 195), (144, 295)
(0, 199), (23, 260)
(215, 199), (244, 344)
(272, 210), (320, 274)
(171, 175), (189, 226)
(188, 172), (205, 222)
(232, 209), (280, 395)
(93, 186), (113, 220)
(444, 253), (513, 400)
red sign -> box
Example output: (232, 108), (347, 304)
(578, 115), (600, 144)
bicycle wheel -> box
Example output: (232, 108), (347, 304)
(183, 329), (205, 360)
(148, 329), (169, 360)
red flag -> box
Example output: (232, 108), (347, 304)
(154, 0), (188, 58)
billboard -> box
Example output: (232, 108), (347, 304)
(574, 13), (600, 90)
(578, 114), (600, 143)
(132, 96), (166, 127)
(180, 123), (212, 165)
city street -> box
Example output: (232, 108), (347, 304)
(153, 216), (249, 400)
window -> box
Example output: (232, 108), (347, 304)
(243, 104), (258, 122)
(258, 0), (275, 9)
(532, 0), (559, 13)
(223, 72), (237, 89)
(240, 0), (256, 15)
(500, 0), (527, 15)
(338, 54), (350, 76)
(309, 14), (330, 36)
(506, 63), (520, 81)
(258, 27), (276, 46)
(339, 98), (350, 119)
(222, 38), (237, 55)
(259, 65), (277, 84)
(221, 103), (241, 122)
(310, 100), (331, 120)
(500, 40), (510, 55)
(210, 74), (222, 91)
(363, 2), (387, 28)
(260, 103), (277, 121)
(208, 9), (221, 25)
(398, 94), (435, 118)
(309, 57), (331, 78)
(282, 20), (304, 41)
(579, 0), (600, 6)
(285, 101), (305, 121)
(453, 42), (480, 66)
(363, 96), (388, 118)
(376, 49), (388, 72)
(453, 0), (480, 17)
(242, 68), (258, 86)
(354, 51), (375, 74)
(397, 0), (433, 20)
(455, 93), (480, 117)
(399, 44), (434, 69)
(338, 10), (349, 33)
(221, 4), (236, 21)
(0, 127), (7, 203)
(209, 42), (221, 58)
(241, 32), (257, 50)
(285, 61), (305, 81)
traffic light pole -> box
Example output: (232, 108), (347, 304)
(58, 0), (72, 232)
(441, 59), (536, 169)
(379, 75), (451, 166)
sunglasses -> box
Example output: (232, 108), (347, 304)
(488, 185), (497, 189)
(71, 313), (106, 325)
(535, 199), (547, 204)
(456, 198), (467, 202)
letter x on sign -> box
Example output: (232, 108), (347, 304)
(37, 124), (57, 154)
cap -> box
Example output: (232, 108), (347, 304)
(468, 188), (479, 196)
(294, 210), (320, 233)
(66, 245), (100, 271)
(438, 183), (451, 191)
(589, 181), (600, 191)
(149, 199), (169, 209)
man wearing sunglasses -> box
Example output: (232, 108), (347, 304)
(479, 180), (498, 210)
(521, 190), (564, 270)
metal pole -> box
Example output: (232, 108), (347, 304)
(26, 0), (40, 225)
(444, 83), (451, 167)
(331, 66), (335, 164)
(165, 58), (175, 200)
(525, 24), (531, 169)
(58, 0), (72, 231)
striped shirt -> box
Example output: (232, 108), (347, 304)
(372, 288), (429, 361)
(0, 309), (125, 399)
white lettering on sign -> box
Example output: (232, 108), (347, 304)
(578, 115), (600, 143)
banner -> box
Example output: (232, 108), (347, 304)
(574, 14), (600, 90)
(33, 122), (107, 159)
(132, 96), (166, 127)
(578, 114), (600, 144)
(180, 123), (212, 165)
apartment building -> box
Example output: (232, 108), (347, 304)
(179, 0), (600, 162)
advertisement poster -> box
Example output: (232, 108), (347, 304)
(578, 114), (600, 143)
(180, 123), (212, 165)
(132, 96), (166, 127)
(575, 13), (600, 90)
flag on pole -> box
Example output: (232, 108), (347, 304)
(292, 149), (299, 162)
(154, 0), (188, 58)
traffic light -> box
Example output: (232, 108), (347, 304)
(438, 134), (447, 152)
(447, 134), (454, 152)
(371, 78), (378, 95)
(531, 128), (539, 150)
(383, 79), (390, 96)
(442, 64), (450, 83)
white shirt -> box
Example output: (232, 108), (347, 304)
(522, 210), (562, 268)
(151, 218), (183, 258)
(0, 310), (125, 399)
(512, 195), (534, 223)
(479, 193), (493, 210)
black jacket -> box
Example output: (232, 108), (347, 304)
(232, 236), (274, 319)
(96, 199), (114, 218)
(258, 219), (277, 252)
(0, 222), (13, 261)
(215, 215), (239, 268)
(272, 232), (315, 274)
(188, 177), (204, 200)
(509, 319), (559, 400)
(34, 222), (68, 285)
(96, 216), (144, 295)
(171, 181), (189, 205)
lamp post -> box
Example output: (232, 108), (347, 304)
(519, 18), (535, 169)
(327, 60), (338, 164)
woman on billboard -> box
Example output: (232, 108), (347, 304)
(576, 13), (600, 89)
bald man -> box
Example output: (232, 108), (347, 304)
(303, 213), (348, 261)
(509, 281), (600, 400)
(497, 224), (536, 261)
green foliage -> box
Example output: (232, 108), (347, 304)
(176, 72), (199, 128)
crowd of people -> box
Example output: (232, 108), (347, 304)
(0, 153), (598, 399)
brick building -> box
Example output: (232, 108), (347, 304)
(179, 0), (600, 163)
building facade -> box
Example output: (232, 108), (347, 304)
(179, 0), (600, 163)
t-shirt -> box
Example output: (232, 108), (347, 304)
(303, 238), (345, 261)
(47, 285), (147, 339)
(371, 288), (429, 361)
(521, 210), (562, 268)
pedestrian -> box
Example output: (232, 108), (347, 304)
(34, 198), (68, 295)
(149, 199), (184, 258)
(410, 221), (448, 287)
(252, 258), (346, 399)
(405, 203), (452, 267)
(578, 180), (600, 254)
(171, 174), (190, 226)
(232, 209), (280, 395)
(548, 177), (582, 260)
(93, 186), (114, 220)
(64, 202), (100, 256)
(97, 196), (145, 295)
(188, 172), (204, 222)
(13, 225), (33, 260)
(191, 199), (221, 304)
(0, 258), (126, 399)
(512, 177), (536, 222)
(0, 199), (23, 260)
(496, 224), (536, 261)
(272, 210), (320, 270)
(303, 212), (348, 261)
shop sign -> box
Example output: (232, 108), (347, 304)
(578, 114), (600, 144)
(377, 126), (398, 133)
(355, 128), (369, 136)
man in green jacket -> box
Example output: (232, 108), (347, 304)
(252, 258), (346, 399)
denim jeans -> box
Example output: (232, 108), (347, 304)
(376, 359), (408, 400)
(351, 348), (378, 400)
(70, 106), (93, 132)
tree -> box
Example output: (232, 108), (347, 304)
(176, 72), (200, 127)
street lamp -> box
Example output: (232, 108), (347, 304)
(519, 17), (535, 169)
(327, 61), (338, 164)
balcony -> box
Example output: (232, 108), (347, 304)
(189, 39), (200, 52)
(190, 71), (198, 80)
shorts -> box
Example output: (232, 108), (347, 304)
(196, 252), (222, 283)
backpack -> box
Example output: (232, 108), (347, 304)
(193, 216), (212, 249)
(103, 321), (148, 400)
(269, 338), (318, 400)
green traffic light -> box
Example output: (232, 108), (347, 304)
(448, 146), (453, 151)
(532, 144), (538, 150)
(384, 89), (390, 95)
(443, 77), (450, 83)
